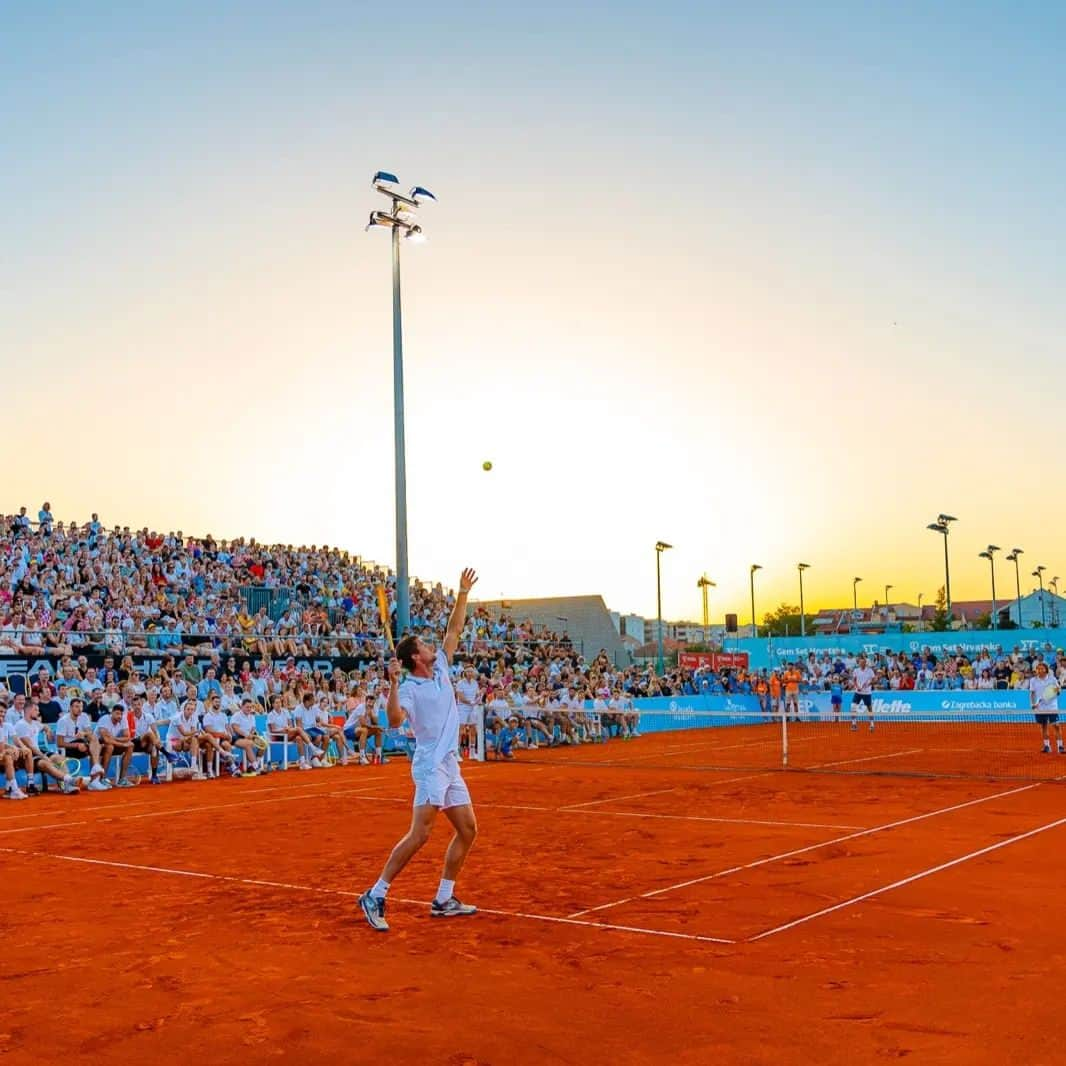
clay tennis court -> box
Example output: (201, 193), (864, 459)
(3, 724), (1065, 1064)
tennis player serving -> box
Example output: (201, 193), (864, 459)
(359, 568), (479, 932)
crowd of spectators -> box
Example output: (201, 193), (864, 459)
(0, 505), (566, 660)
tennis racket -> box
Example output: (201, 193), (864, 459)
(376, 585), (395, 652)
(64, 756), (83, 777)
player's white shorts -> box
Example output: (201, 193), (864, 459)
(458, 705), (480, 727)
(412, 752), (471, 809)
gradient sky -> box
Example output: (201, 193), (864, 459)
(3, 2), (1064, 623)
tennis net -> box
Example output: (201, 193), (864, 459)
(494, 704), (1066, 781)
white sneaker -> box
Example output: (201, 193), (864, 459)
(4, 788), (28, 800)
(358, 753), (370, 766)
(191, 772), (206, 781)
(311, 757), (324, 768)
(298, 760), (312, 771)
(86, 779), (109, 792)
(339, 754), (349, 766)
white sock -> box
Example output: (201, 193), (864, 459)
(436, 879), (455, 904)
(370, 878), (390, 899)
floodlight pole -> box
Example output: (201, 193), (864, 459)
(391, 221), (410, 636)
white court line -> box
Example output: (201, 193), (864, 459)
(0, 773), (397, 825)
(571, 734), (821, 766)
(328, 787), (845, 829)
(0, 845), (735, 945)
(810, 748), (925, 770)
(572, 809), (865, 831)
(566, 782), (1040, 918)
(749, 811), (1066, 941)
(559, 787), (677, 810)
(0, 782), (391, 835)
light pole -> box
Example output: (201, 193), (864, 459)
(1033, 565), (1047, 626)
(655, 541), (672, 674)
(697, 574), (715, 636)
(978, 545), (1000, 629)
(1052, 577), (1061, 628)
(366, 170), (436, 635)
(853, 576), (862, 614)
(917, 592), (924, 631)
(797, 563), (810, 637)
(1005, 549), (1023, 628)
(749, 564), (762, 638)
(926, 514), (957, 616)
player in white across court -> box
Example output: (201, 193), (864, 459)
(359, 568), (479, 932)
(455, 666), (482, 761)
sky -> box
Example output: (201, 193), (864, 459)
(3, 2), (1064, 624)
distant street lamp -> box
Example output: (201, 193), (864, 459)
(1033, 565), (1047, 626)
(926, 514), (957, 615)
(978, 545), (1000, 630)
(655, 541), (673, 674)
(1005, 549), (1024, 628)
(697, 574), (716, 632)
(750, 564), (762, 638)
(797, 563), (810, 637)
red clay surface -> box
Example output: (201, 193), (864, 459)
(3, 732), (1065, 1065)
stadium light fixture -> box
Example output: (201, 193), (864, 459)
(926, 515), (957, 615)
(655, 542), (673, 674)
(697, 574), (716, 631)
(367, 170), (437, 635)
(852, 576), (862, 615)
(1032, 565), (1047, 627)
(750, 564), (762, 638)
(797, 564), (810, 637)
(1006, 549), (1024, 628)
(979, 546), (1000, 630)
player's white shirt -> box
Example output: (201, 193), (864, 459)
(230, 710), (256, 736)
(56, 711), (91, 742)
(397, 649), (459, 767)
(294, 704), (317, 729)
(96, 714), (130, 740)
(455, 679), (480, 706)
(202, 709), (230, 734)
(5, 705), (23, 726)
(314, 706), (332, 729)
(129, 709), (157, 739)
(1029, 674), (1060, 710)
(343, 701), (367, 730)
(13, 718), (42, 748)
(267, 708), (291, 732)
(852, 667), (875, 695)
(0, 720), (18, 745)
(168, 711), (201, 747)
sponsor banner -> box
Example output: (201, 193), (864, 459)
(795, 690), (1031, 717)
(613, 690), (1034, 734)
(678, 651), (750, 671)
(0, 653), (363, 681)
(734, 629), (1066, 671)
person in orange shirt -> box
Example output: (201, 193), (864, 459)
(754, 675), (770, 717)
(768, 672), (782, 718)
(783, 663), (803, 722)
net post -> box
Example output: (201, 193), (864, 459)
(474, 707), (485, 762)
(780, 706), (789, 768)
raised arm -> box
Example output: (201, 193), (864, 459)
(385, 659), (406, 728)
(443, 568), (478, 663)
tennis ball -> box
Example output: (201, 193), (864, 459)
(482, 460), (493, 471)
